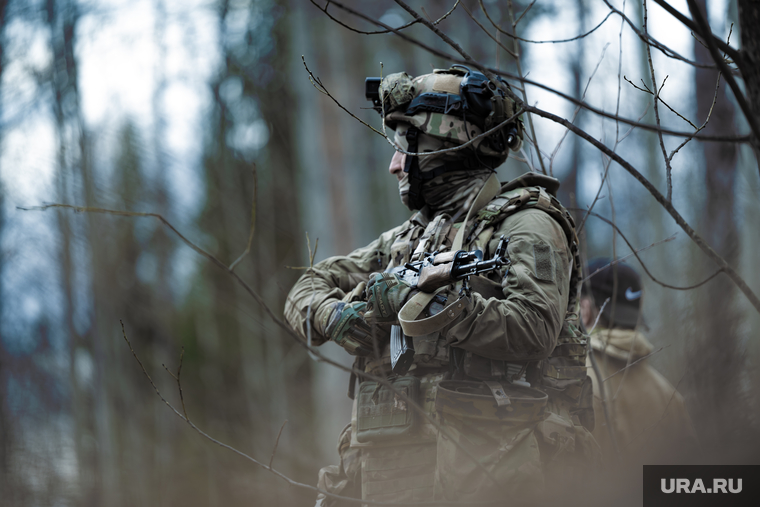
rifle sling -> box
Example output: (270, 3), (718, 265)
(398, 174), (501, 337)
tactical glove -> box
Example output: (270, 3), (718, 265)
(364, 272), (413, 324)
(318, 301), (375, 356)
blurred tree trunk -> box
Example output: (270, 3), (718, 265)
(687, 0), (746, 453)
(0, 0), (10, 500)
(558, 0), (585, 210)
(0, 190), (9, 501)
(737, 0), (760, 161)
(148, 0), (174, 502)
(46, 0), (99, 504)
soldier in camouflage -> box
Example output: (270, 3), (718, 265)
(582, 259), (700, 465)
(285, 66), (598, 505)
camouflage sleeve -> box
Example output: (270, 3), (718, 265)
(444, 208), (571, 361)
(284, 222), (409, 346)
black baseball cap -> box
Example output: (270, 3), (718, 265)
(582, 258), (643, 329)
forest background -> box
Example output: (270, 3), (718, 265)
(0, 0), (758, 505)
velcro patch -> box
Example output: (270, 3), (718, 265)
(533, 243), (555, 282)
(432, 74), (461, 94)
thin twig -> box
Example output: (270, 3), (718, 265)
(319, 0), (750, 143)
(161, 347), (189, 420)
(505, 0), (547, 175)
(628, 366), (690, 450)
(589, 297), (611, 335)
(624, 76), (698, 129)
(612, 0), (626, 171)
(269, 420), (288, 469)
(522, 105), (760, 314)
(460, 2), (517, 59)
(305, 232), (321, 363)
(571, 208), (724, 291)
(514, 0), (537, 26)
(590, 350), (618, 454)
(618, 103), (651, 145)
(549, 43), (610, 173)
(302, 56), (385, 137)
(667, 27), (732, 164)
(480, 0), (614, 45)
(577, 103), (650, 234)
(308, 0), (460, 35)
(589, 345), (621, 460)
(582, 234), (677, 283)
(601, 0), (729, 71)
(643, 0), (674, 202)
(229, 164), (258, 271)
(309, 0), (419, 35)
(604, 346), (669, 382)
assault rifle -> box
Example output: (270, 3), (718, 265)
(389, 235), (510, 375)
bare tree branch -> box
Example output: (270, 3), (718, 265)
(667, 61), (723, 164)
(461, 2), (517, 60)
(643, 0), (675, 202)
(604, 346), (669, 383)
(582, 233), (677, 283)
(572, 209), (724, 291)
(505, 0), (547, 175)
(318, 0), (750, 143)
(624, 75), (699, 129)
(479, 1), (615, 45)
(686, 0), (760, 166)
(528, 108), (760, 313)
(602, 0), (731, 71)
(549, 44), (610, 174)
(653, 0), (742, 64)
(308, 0), (460, 36)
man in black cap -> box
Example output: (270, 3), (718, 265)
(581, 259), (699, 464)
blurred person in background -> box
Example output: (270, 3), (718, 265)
(285, 66), (599, 506)
(582, 258), (700, 465)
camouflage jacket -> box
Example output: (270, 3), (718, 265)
(284, 176), (580, 384)
(586, 328), (700, 463)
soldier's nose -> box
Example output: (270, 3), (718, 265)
(389, 150), (406, 180)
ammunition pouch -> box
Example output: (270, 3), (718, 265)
(433, 380), (547, 500)
(535, 400), (602, 494)
(356, 376), (421, 443)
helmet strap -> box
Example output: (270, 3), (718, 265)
(404, 128), (425, 210)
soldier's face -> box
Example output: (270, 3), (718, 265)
(389, 150), (410, 208)
(389, 150), (406, 180)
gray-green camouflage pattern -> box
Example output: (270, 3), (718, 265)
(378, 72), (415, 113)
(382, 68), (523, 163)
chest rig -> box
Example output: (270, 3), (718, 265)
(385, 173), (593, 429)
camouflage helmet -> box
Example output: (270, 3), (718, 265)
(365, 66), (524, 209)
(371, 66), (524, 160)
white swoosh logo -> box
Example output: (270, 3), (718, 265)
(625, 287), (641, 301)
